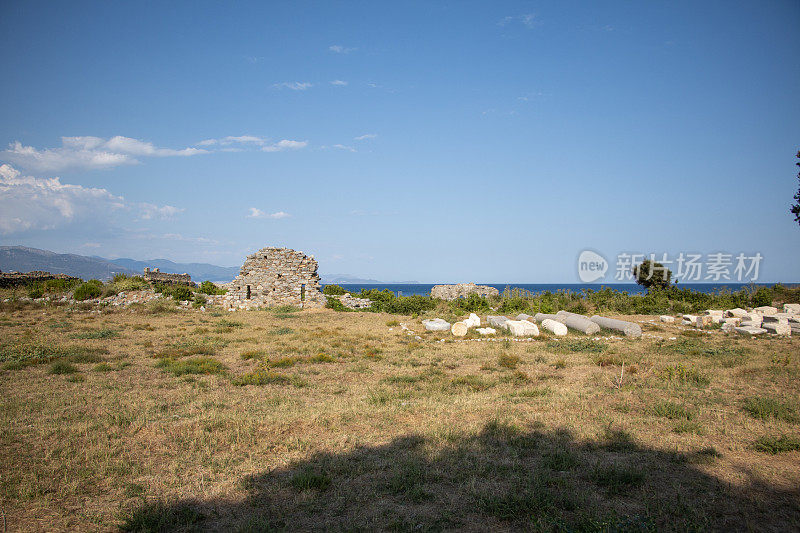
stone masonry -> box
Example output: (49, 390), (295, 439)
(431, 283), (499, 301)
(0, 270), (80, 288)
(226, 247), (325, 309)
(142, 268), (195, 286)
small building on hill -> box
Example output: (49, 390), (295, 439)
(227, 247), (325, 309)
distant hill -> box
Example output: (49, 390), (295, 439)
(320, 273), (420, 284)
(107, 258), (240, 282)
(0, 246), (136, 280)
(0, 246), (240, 282)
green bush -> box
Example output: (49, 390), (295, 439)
(450, 294), (491, 313)
(155, 284), (194, 301)
(323, 284), (346, 295)
(73, 281), (103, 301)
(28, 284), (45, 299)
(192, 294), (207, 308)
(199, 281), (226, 295)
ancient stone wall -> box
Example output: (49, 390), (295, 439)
(226, 247), (325, 309)
(142, 268), (194, 286)
(430, 283), (499, 301)
(0, 271), (80, 288)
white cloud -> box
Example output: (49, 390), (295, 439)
(498, 13), (538, 29)
(330, 80), (348, 86)
(2, 136), (207, 173)
(328, 45), (356, 54)
(247, 208), (290, 219)
(0, 164), (185, 235)
(332, 144), (356, 152)
(138, 203), (184, 220)
(261, 140), (308, 152)
(272, 82), (313, 91)
(354, 134), (377, 141)
(0, 164), (124, 234)
(196, 135), (270, 147)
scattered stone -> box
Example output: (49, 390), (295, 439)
(590, 316), (642, 338)
(507, 320), (540, 337)
(784, 303), (800, 315)
(335, 293), (373, 309)
(741, 313), (763, 326)
(704, 309), (724, 317)
(541, 318), (568, 336)
(659, 315), (675, 323)
(754, 306), (778, 316)
(422, 318), (451, 332)
(430, 283), (499, 300)
(533, 313), (560, 323)
(556, 311), (600, 334)
(515, 313), (532, 321)
(721, 322), (736, 333)
(463, 313), (481, 328)
(487, 315), (510, 328)
(762, 314), (790, 325)
(735, 326), (767, 336)
(725, 308), (748, 318)
(695, 315), (713, 328)
(451, 322), (468, 337)
(476, 327), (496, 335)
(724, 317), (742, 326)
(761, 322), (791, 335)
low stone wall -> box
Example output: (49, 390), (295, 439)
(431, 283), (499, 301)
(142, 268), (195, 286)
(0, 271), (80, 288)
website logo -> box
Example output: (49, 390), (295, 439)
(577, 250), (608, 283)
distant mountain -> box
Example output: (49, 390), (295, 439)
(106, 258), (240, 282)
(0, 246), (240, 282)
(320, 273), (420, 284)
(0, 246), (136, 280)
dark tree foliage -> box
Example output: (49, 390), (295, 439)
(632, 260), (673, 291)
(792, 150), (800, 225)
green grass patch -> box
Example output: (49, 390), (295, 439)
(648, 400), (693, 420)
(71, 328), (119, 339)
(589, 464), (644, 494)
(752, 434), (800, 454)
(450, 375), (493, 392)
(498, 353), (520, 369)
(49, 360), (79, 375)
(156, 357), (226, 376)
(231, 369), (291, 386)
(660, 364), (710, 387)
(741, 397), (798, 423)
(547, 339), (607, 354)
(290, 468), (331, 491)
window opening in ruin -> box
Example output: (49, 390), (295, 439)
(246, 285), (251, 299)
(301, 284), (306, 301)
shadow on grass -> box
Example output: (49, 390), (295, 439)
(121, 422), (800, 531)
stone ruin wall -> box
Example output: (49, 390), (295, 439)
(0, 270), (80, 289)
(430, 283), (500, 301)
(227, 247), (325, 309)
(142, 268), (195, 286)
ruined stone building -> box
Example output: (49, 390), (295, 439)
(142, 268), (194, 286)
(430, 283), (499, 300)
(227, 247), (325, 309)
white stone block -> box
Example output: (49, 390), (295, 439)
(422, 318), (451, 332)
(541, 319), (568, 336)
(451, 322), (468, 337)
(762, 322), (791, 335)
(487, 315), (510, 328)
(476, 327), (496, 335)
(659, 315), (675, 323)
(725, 308), (748, 318)
(783, 303), (800, 315)
(735, 326), (767, 336)
(507, 320), (539, 337)
(754, 306), (778, 316)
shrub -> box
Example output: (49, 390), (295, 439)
(27, 284), (45, 299)
(450, 293), (491, 313)
(325, 297), (349, 312)
(192, 294), (207, 308)
(49, 361), (79, 374)
(199, 281), (226, 295)
(323, 284), (346, 295)
(73, 281), (103, 301)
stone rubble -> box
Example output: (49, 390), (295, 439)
(430, 283), (499, 301)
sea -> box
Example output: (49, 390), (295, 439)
(329, 283), (788, 297)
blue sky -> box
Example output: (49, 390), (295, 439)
(1, 1), (798, 283)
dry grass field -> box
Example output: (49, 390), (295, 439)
(1, 301), (799, 531)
